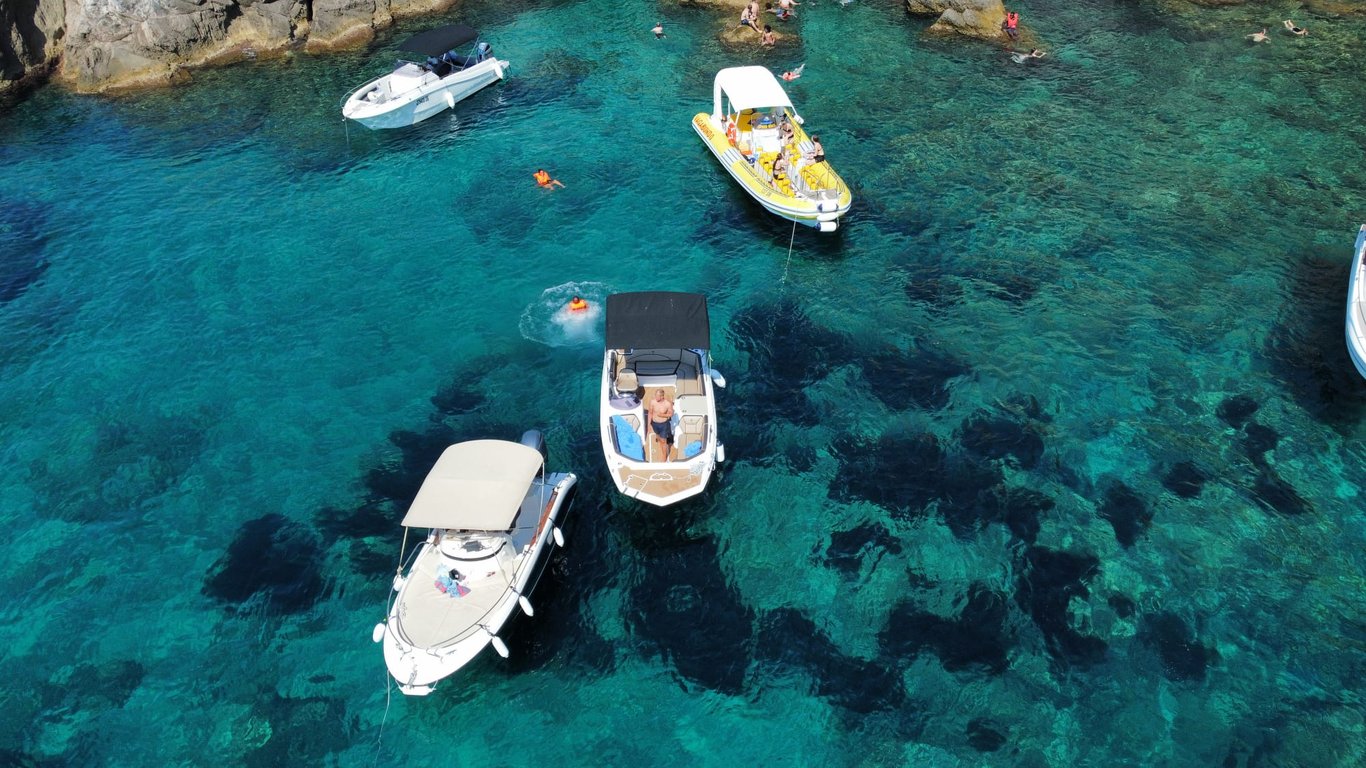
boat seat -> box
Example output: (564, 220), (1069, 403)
(615, 368), (639, 395)
(676, 376), (702, 396)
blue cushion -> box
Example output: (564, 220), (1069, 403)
(611, 415), (645, 461)
(683, 440), (704, 458)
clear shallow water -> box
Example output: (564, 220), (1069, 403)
(3, 0), (1366, 764)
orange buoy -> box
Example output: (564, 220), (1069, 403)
(569, 297), (588, 312)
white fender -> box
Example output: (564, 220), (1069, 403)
(717, 443), (726, 463)
(372, 623), (386, 643)
(444, 91), (455, 109)
(517, 594), (535, 617)
(709, 369), (727, 389)
(553, 527), (565, 547)
(493, 61), (505, 80)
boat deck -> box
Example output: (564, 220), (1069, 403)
(395, 544), (512, 649)
(615, 464), (704, 498)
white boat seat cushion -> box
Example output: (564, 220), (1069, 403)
(616, 369), (639, 392)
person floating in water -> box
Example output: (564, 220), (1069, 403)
(1001, 11), (1020, 41)
(781, 63), (805, 81)
(534, 169), (565, 189)
(652, 22), (665, 38)
(1010, 48), (1046, 63)
(569, 296), (588, 312)
(1282, 20), (1308, 36)
(1246, 28), (1270, 43)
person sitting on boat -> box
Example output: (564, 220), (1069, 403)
(779, 117), (795, 146)
(772, 152), (789, 185)
(534, 169), (565, 189)
(806, 136), (825, 164)
(648, 389), (675, 461)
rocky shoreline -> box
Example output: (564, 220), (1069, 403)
(0, 0), (1029, 105)
(0, 0), (458, 105)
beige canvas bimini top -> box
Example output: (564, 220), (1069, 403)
(400, 440), (544, 531)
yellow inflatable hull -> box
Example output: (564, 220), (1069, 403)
(692, 112), (852, 231)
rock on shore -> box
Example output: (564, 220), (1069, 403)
(1, 0), (454, 101)
(907, 0), (1015, 43)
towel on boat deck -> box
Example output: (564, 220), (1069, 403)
(435, 573), (471, 597)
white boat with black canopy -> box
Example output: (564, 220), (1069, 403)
(1346, 223), (1366, 379)
(373, 431), (576, 696)
(341, 24), (509, 130)
(600, 292), (726, 507)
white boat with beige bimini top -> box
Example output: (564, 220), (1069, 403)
(692, 65), (852, 232)
(373, 431), (576, 696)
(600, 292), (727, 507)
(1346, 223), (1366, 379)
(341, 24), (509, 130)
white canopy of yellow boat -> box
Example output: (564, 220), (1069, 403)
(692, 66), (852, 232)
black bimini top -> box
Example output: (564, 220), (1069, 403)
(605, 292), (711, 350)
(399, 25), (480, 57)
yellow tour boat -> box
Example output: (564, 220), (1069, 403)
(692, 66), (852, 232)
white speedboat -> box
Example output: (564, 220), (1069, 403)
(692, 66), (852, 231)
(374, 431), (576, 695)
(342, 24), (509, 130)
(1346, 223), (1366, 378)
(600, 292), (726, 506)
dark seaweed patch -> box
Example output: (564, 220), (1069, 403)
(966, 718), (1007, 752)
(1251, 468), (1311, 516)
(244, 693), (351, 768)
(756, 608), (905, 714)
(1216, 394), (1260, 428)
(859, 343), (970, 411)
(881, 584), (1013, 674)
(1261, 251), (1366, 427)
(1000, 487), (1054, 544)
(361, 425), (458, 505)
(982, 272), (1040, 306)
(1139, 611), (1212, 682)
(1240, 422), (1280, 464)
(203, 514), (324, 613)
(0, 199), (49, 303)
(827, 431), (943, 518)
(1015, 546), (1107, 667)
(728, 297), (855, 387)
(903, 260), (964, 312)
(430, 381), (486, 416)
(935, 458), (1006, 539)
(39, 660), (146, 715)
(822, 522), (903, 576)
(1098, 482), (1152, 548)
(1107, 594), (1137, 619)
(957, 408), (1045, 468)
(627, 535), (753, 694)
(1162, 461), (1209, 499)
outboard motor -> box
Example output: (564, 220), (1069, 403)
(519, 429), (548, 463)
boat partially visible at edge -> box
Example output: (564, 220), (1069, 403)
(692, 66), (852, 232)
(342, 24), (509, 130)
(1346, 223), (1366, 378)
(374, 432), (576, 695)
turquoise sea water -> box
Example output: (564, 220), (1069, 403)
(3, 0), (1366, 764)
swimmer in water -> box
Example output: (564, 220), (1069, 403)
(652, 22), (665, 38)
(781, 63), (805, 81)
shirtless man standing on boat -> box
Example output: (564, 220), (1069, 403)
(648, 389), (675, 461)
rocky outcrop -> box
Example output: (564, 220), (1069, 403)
(907, 0), (1019, 44)
(1, 0), (67, 104)
(0, 0), (456, 99)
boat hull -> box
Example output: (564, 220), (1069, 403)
(380, 472), (575, 694)
(599, 350), (722, 507)
(692, 113), (851, 231)
(1346, 224), (1366, 379)
(343, 59), (508, 130)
